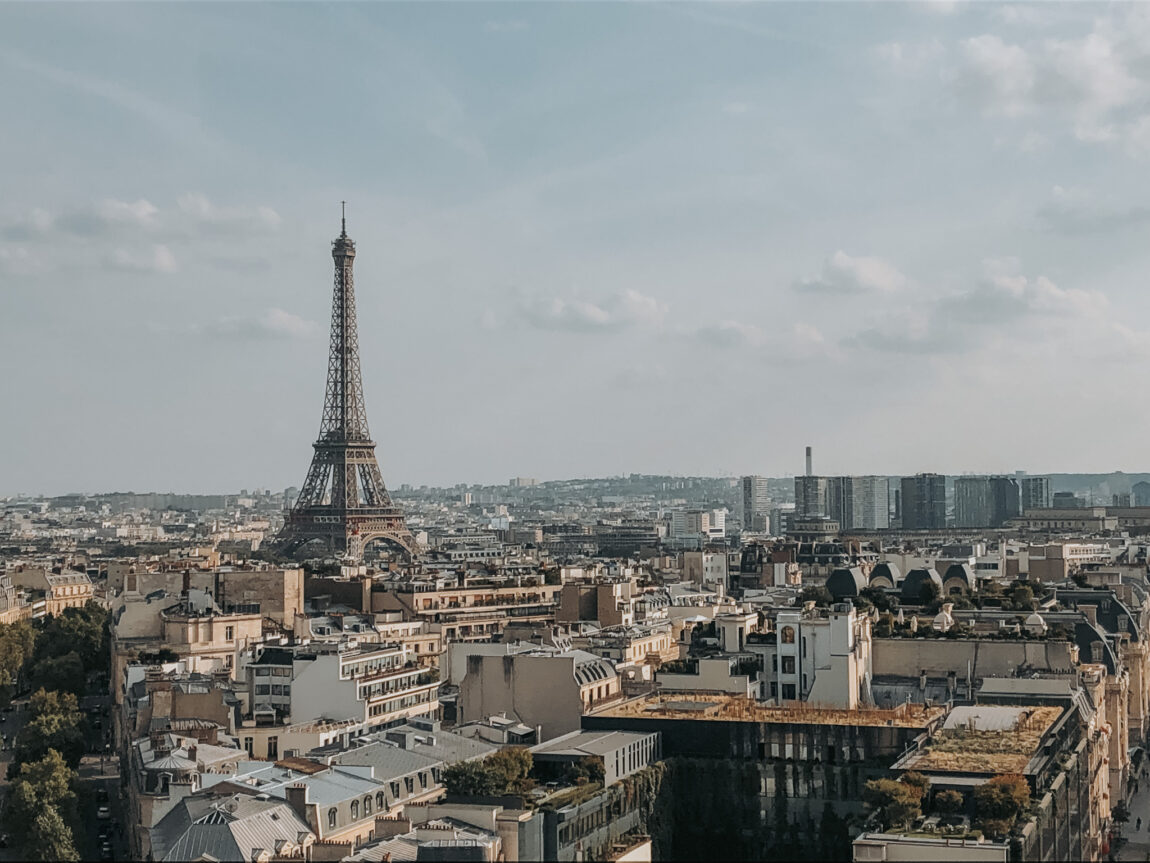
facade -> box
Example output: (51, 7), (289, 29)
(795, 475), (829, 518)
(828, 476), (891, 531)
(459, 648), (621, 740)
(7, 564), (94, 615)
(900, 473), (946, 530)
(372, 578), (561, 643)
(741, 475), (771, 530)
(237, 642), (439, 737)
(1021, 476), (1052, 511)
(749, 602), (873, 707)
(954, 476), (1021, 528)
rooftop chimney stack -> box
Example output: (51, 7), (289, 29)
(805, 446), (813, 477)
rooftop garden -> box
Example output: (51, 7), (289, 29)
(864, 771), (1031, 841)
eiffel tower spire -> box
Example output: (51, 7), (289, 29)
(279, 210), (414, 559)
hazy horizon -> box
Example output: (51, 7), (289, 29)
(5, 3), (1150, 495)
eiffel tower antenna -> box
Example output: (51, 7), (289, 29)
(278, 210), (415, 560)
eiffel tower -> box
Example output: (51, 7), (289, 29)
(279, 207), (415, 559)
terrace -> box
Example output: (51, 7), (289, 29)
(595, 692), (945, 728)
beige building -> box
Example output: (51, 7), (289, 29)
(374, 579), (561, 643)
(8, 565), (94, 615)
(459, 648), (621, 740)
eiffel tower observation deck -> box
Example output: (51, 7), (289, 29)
(279, 207), (415, 560)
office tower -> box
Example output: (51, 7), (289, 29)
(900, 473), (946, 529)
(827, 476), (891, 531)
(1134, 481), (1150, 507)
(742, 475), (771, 530)
(954, 476), (1021, 528)
(1020, 476), (1051, 511)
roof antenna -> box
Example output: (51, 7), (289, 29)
(341, 200), (347, 237)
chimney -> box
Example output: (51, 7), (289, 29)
(805, 447), (813, 477)
(187, 744), (198, 765)
(284, 783), (309, 821)
(374, 816), (412, 839)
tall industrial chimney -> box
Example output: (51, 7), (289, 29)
(805, 446), (812, 477)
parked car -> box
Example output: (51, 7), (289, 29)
(96, 805), (111, 820)
(96, 787), (109, 803)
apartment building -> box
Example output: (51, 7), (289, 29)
(372, 576), (560, 643)
(235, 641), (439, 749)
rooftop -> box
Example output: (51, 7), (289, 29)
(593, 693), (944, 728)
(898, 705), (1063, 774)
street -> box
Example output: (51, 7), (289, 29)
(0, 695), (126, 863)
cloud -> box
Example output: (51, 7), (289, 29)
(201, 308), (321, 340)
(694, 320), (766, 349)
(845, 261), (1108, 356)
(1037, 187), (1150, 234)
(176, 193), (281, 234)
(104, 244), (177, 274)
(874, 39), (945, 72)
(794, 251), (908, 295)
(956, 34), (1036, 118)
(517, 288), (667, 333)
(722, 101), (751, 115)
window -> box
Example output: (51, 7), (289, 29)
(364, 795), (372, 815)
(328, 808), (337, 829)
(781, 656), (795, 674)
(419, 772), (428, 789)
(391, 782), (401, 799)
(781, 626), (795, 644)
(243, 737), (254, 756)
(256, 685), (270, 696)
(801, 638), (807, 658)
(351, 800), (359, 820)
(405, 777), (415, 795)
(225, 625), (234, 641)
(782, 684), (796, 700)
(376, 791), (385, 810)
(267, 736), (278, 759)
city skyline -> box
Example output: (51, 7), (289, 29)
(6, 2), (1150, 494)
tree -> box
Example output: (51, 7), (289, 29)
(1009, 585), (1036, 612)
(860, 587), (897, 613)
(486, 747), (534, 793)
(2, 750), (79, 856)
(26, 807), (79, 862)
(442, 760), (503, 797)
(1113, 801), (1131, 824)
(935, 789), (965, 816)
(0, 621), (37, 694)
(29, 652), (86, 697)
(799, 587), (834, 607)
(900, 771), (930, 802)
(33, 601), (109, 676)
(873, 612), (895, 638)
(14, 689), (85, 768)
(919, 579), (941, 607)
(863, 778), (921, 830)
(973, 774), (1030, 835)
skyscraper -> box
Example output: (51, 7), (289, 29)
(742, 475), (771, 530)
(1020, 476), (1051, 511)
(900, 473), (946, 530)
(954, 476), (1020, 528)
(827, 476), (890, 531)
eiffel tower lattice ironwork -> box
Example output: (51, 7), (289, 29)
(279, 208), (415, 559)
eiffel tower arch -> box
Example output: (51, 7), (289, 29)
(278, 208), (416, 560)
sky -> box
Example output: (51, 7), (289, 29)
(4, 1), (1150, 496)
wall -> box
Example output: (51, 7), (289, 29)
(459, 653), (583, 740)
(872, 638), (1076, 680)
